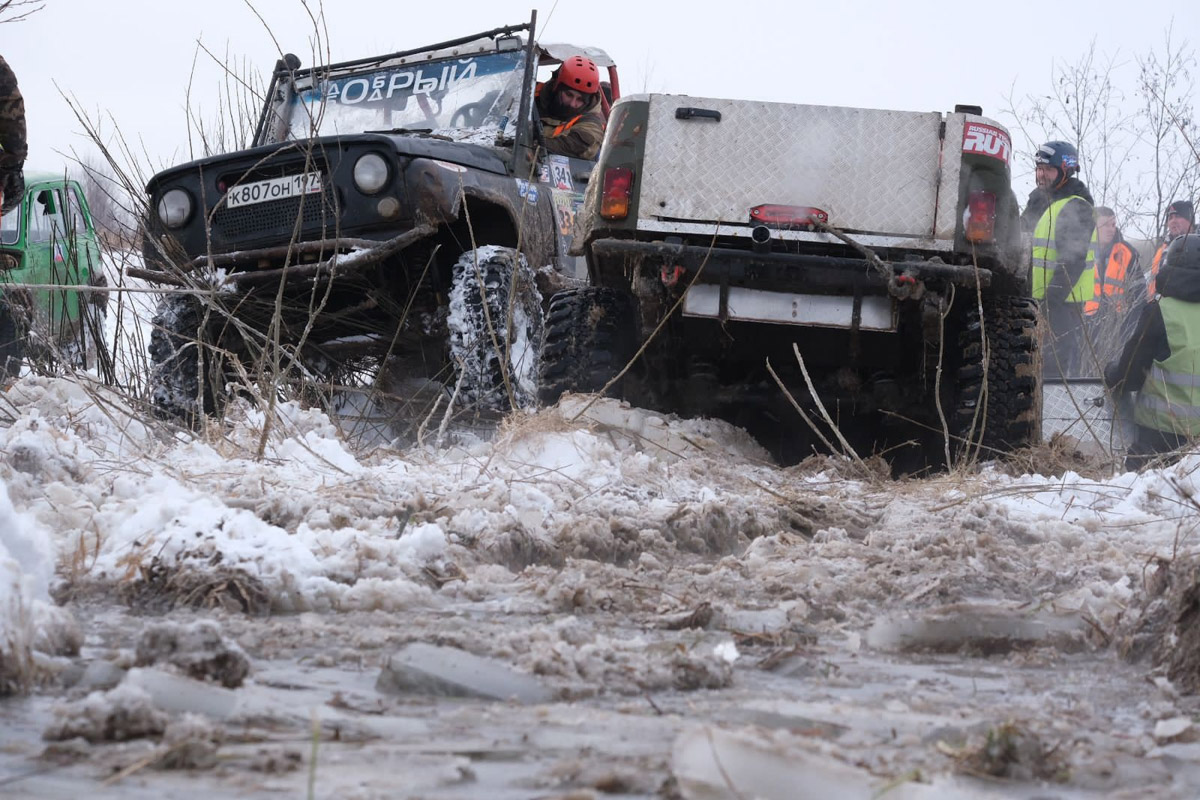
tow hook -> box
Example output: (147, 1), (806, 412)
(661, 265), (686, 287)
(888, 269), (925, 301)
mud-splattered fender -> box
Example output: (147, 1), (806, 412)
(405, 157), (557, 267)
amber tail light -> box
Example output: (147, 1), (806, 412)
(965, 191), (996, 243)
(601, 167), (633, 220)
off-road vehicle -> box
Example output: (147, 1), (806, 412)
(0, 173), (108, 380)
(545, 94), (1038, 467)
(140, 15), (617, 421)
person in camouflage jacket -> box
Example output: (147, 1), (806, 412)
(536, 55), (605, 160)
(0, 54), (26, 214)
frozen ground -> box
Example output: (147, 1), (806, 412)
(1, 353), (1200, 799)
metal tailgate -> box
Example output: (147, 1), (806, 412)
(640, 96), (947, 238)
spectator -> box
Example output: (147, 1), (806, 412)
(1083, 206), (1143, 368)
(1105, 233), (1200, 470)
(1146, 199), (1194, 299)
(1021, 140), (1097, 378)
(0, 54), (26, 215)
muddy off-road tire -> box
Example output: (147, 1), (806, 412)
(951, 296), (1042, 457)
(0, 299), (26, 383)
(539, 287), (638, 405)
(448, 247), (543, 410)
(148, 294), (236, 423)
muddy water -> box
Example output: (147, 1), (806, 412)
(3, 382), (1200, 798)
(2, 566), (1199, 799)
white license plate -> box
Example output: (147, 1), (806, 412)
(225, 172), (322, 209)
(683, 285), (896, 331)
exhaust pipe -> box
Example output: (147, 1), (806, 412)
(751, 224), (772, 254)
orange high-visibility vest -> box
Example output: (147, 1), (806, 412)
(1148, 242), (1167, 298)
(1084, 241), (1136, 316)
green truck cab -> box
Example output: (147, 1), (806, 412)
(0, 173), (107, 379)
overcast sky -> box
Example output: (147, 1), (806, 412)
(6, 0), (1200, 198)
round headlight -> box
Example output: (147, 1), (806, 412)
(353, 153), (390, 195)
(157, 189), (193, 229)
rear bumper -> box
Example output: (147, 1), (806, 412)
(589, 238), (993, 291)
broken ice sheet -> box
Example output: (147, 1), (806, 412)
(865, 602), (1090, 655)
(376, 641), (553, 704)
(672, 725), (999, 799)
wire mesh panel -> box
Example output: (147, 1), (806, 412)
(1042, 379), (1135, 453)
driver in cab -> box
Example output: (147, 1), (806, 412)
(536, 55), (605, 160)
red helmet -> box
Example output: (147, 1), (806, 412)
(556, 56), (600, 95)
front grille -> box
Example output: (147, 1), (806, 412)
(209, 186), (340, 247)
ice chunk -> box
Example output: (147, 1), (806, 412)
(76, 659), (127, 691)
(672, 725), (1000, 799)
(123, 667), (240, 720)
(376, 642), (552, 704)
(43, 683), (168, 743)
(159, 713), (224, 770)
(713, 641), (740, 664)
(135, 620), (250, 688)
(1154, 716), (1194, 742)
(865, 602), (1088, 655)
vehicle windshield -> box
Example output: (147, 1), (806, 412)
(286, 49), (526, 142)
(0, 201), (19, 246)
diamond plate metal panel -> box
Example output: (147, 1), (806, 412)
(640, 96), (944, 237)
(936, 115), (964, 240)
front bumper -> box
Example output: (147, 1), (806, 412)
(133, 225), (435, 288)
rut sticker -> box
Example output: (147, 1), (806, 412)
(962, 122), (1012, 165)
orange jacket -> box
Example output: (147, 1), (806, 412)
(1148, 242), (1167, 298)
(1084, 240), (1137, 315)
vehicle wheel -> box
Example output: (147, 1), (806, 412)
(0, 299), (26, 384)
(148, 294), (234, 423)
(951, 295), (1042, 458)
(538, 287), (638, 405)
(447, 247), (543, 410)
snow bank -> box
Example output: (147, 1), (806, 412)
(0, 477), (57, 694)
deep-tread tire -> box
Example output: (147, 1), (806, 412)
(0, 299), (26, 383)
(148, 294), (225, 422)
(448, 247), (543, 410)
(538, 287), (637, 405)
(951, 295), (1042, 457)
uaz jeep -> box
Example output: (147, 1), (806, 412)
(544, 95), (1038, 467)
(140, 15), (617, 422)
(0, 173), (108, 380)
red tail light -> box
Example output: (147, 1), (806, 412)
(966, 191), (996, 243)
(601, 167), (633, 220)
(749, 204), (828, 227)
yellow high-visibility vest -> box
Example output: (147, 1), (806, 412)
(1032, 196), (1097, 303)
